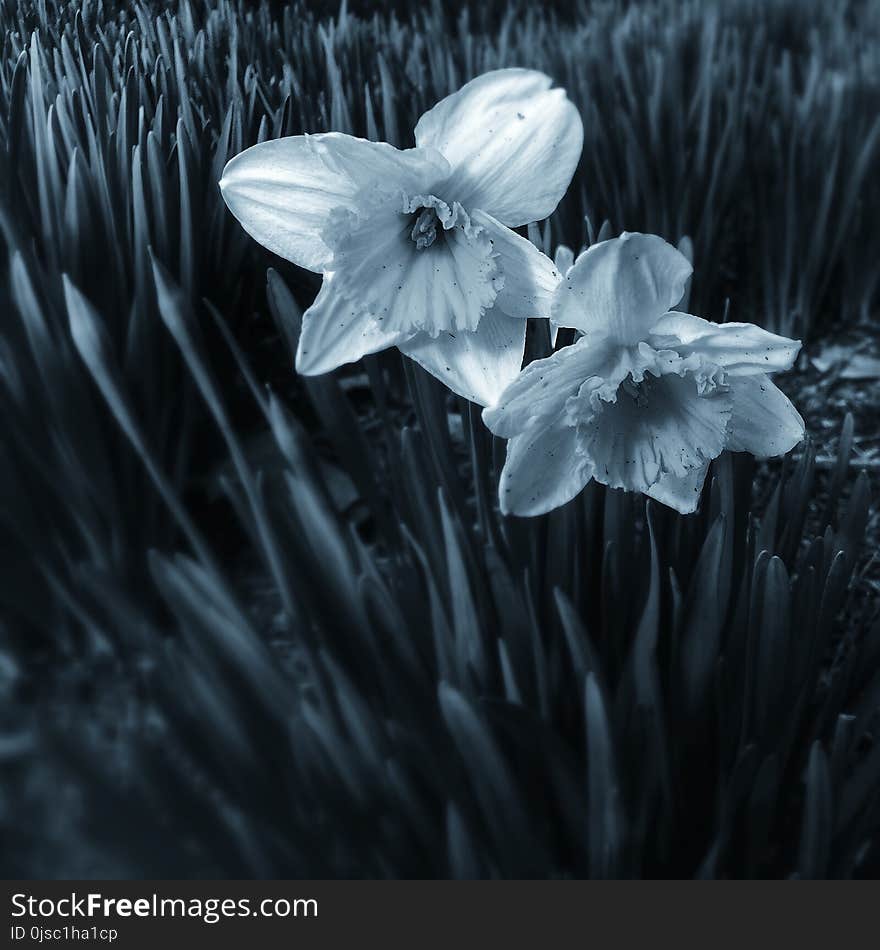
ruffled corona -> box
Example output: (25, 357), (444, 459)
(320, 189), (503, 337)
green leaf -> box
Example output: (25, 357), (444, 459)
(798, 742), (832, 879)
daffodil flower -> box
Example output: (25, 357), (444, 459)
(483, 233), (805, 515)
(219, 69), (583, 406)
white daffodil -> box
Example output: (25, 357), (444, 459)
(219, 69), (583, 406)
(483, 233), (805, 516)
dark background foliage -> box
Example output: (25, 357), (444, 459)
(1, 0), (879, 878)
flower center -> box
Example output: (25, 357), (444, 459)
(619, 375), (651, 408)
(410, 207), (443, 250)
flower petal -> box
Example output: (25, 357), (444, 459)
(415, 69), (583, 227)
(220, 133), (448, 272)
(473, 210), (561, 318)
(483, 334), (616, 438)
(399, 307), (526, 406)
(220, 137), (354, 271)
(650, 312), (801, 376)
(295, 275), (409, 375)
(579, 371), (731, 492)
(308, 133), (450, 194)
(551, 233), (692, 344)
(499, 422), (593, 516)
(725, 376), (805, 458)
(645, 463), (709, 514)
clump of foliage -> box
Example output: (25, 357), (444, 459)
(1, 0), (878, 878)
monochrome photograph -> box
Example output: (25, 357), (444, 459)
(2, 0), (879, 889)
